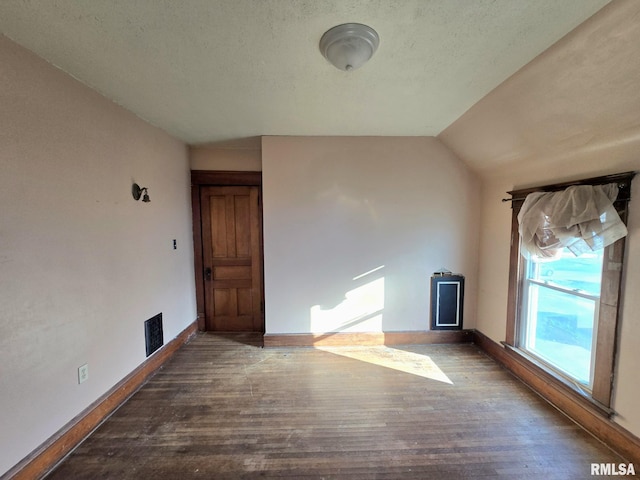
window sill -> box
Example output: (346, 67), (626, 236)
(500, 342), (614, 419)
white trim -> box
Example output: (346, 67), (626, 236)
(435, 281), (461, 327)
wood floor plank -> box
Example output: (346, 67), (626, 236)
(44, 334), (632, 479)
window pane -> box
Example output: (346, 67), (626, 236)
(523, 283), (597, 386)
(527, 249), (604, 296)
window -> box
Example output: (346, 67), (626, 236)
(521, 247), (603, 388)
(505, 172), (634, 410)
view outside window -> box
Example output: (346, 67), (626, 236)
(520, 247), (604, 387)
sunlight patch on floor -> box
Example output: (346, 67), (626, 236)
(316, 346), (453, 384)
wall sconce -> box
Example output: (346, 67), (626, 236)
(132, 183), (150, 203)
(320, 23), (379, 71)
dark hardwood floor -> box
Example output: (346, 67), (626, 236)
(45, 333), (630, 479)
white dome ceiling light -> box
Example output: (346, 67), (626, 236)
(319, 23), (380, 72)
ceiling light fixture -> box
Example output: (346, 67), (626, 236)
(320, 23), (379, 72)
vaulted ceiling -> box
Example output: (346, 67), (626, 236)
(439, 0), (640, 174)
(0, 0), (609, 145)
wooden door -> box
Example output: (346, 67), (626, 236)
(200, 186), (263, 332)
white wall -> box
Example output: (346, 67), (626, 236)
(0, 35), (197, 475)
(261, 136), (480, 335)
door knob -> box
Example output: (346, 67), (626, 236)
(205, 267), (212, 281)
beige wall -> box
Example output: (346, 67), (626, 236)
(261, 136), (480, 335)
(0, 35), (196, 475)
(189, 137), (262, 171)
(438, 0), (640, 438)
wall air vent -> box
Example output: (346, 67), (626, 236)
(144, 313), (163, 357)
(430, 274), (464, 330)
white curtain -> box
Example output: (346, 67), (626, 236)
(518, 183), (627, 258)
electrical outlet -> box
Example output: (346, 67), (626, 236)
(78, 364), (89, 384)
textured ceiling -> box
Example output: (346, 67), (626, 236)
(0, 0), (609, 145)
